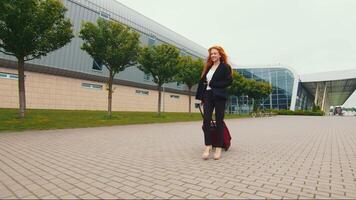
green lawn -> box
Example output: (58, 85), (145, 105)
(0, 108), (250, 132)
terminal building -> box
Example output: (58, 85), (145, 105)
(1, 0), (355, 113)
(230, 66), (356, 114)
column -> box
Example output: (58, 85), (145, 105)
(314, 83), (319, 106)
(321, 82), (327, 111)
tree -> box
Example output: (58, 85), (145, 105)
(176, 56), (204, 114)
(0, 0), (73, 118)
(227, 71), (248, 113)
(80, 18), (140, 118)
(138, 44), (180, 116)
(228, 71), (248, 97)
(245, 79), (272, 112)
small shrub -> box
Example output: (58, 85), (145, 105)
(267, 109), (324, 116)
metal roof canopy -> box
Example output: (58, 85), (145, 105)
(300, 69), (356, 106)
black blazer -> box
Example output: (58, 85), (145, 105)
(195, 62), (233, 100)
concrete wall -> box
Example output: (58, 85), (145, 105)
(0, 67), (200, 113)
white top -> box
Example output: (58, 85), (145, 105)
(206, 66), (217, 90)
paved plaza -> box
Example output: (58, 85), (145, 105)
(0, 116), (356, 199)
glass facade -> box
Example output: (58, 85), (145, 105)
(228, 67), (295, 113)
(295, 82), (314, 110)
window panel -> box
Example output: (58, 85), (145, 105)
(136, 89), (149, 95)
(170, 95), (180, 99)
(0, 72), (19, 80)
(92, 59), (103, 71)
(81, 83), (103, 90)
(99, 11), (110, 20)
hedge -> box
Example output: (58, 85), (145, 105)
(268, 109), (324, 116)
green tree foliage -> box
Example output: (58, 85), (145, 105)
(80, 18), (140, 118)
(227, 71), (249, 113)
(138, 44), (180, 116)
(245, 79), (272, 112)
(0, 0), (74, 118)
(176, 56), (204, 114)
(228, 71), (248, 96)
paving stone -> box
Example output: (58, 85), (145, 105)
(167, 189), (190, 198)
(150, 190), (173, 199)
(133, 191), (156, 199)
(0, 116), (355, 199)
(185, 189), (207, 198)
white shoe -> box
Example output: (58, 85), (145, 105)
(214, 147), (222, 160)
(202, 145), (212, 160)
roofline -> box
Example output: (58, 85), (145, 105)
(73, 0), (207, 58)
(300, 68), (356, 83)
(232, 64), (299, 79)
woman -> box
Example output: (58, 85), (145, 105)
(196, 45), (233, 160)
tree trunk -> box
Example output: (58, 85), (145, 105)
(226, 96), (230, 114)
(107, 72), (114, 118)
(237, 97), (241, 114)
(157, 85), (162, 116)
(18, 58), (26, 118)
(188, 87), (192, 114)
(253, 98), (259, 113)
(256, 99), (261, 113)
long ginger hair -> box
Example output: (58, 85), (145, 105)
(201, 45), (232, 78)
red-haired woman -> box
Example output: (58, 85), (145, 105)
(195, 46), (233, 160)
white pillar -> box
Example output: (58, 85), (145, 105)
(269, 73), (273, 110)
(321, 83), (327, 111)
(314, 83), (319, 106)
(290, 76), (299, 111)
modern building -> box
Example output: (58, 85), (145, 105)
(231, 66), (356, 114)
(298, 69), (356, 113)
(0, 0), (207, 112)
(1, 0), (355, 114)
(229, 66), (298, 113)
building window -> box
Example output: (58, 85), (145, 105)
(81, 83), (103, 90)
(0, 72), (19, 80)
(180, 49), (188, 56)
(99, 11), (110, 20)
(143, 73), (151, 81)
(170, 95), (180, 99)
(176, 82), (181, 88)
(136, 89), (149, 95)
(148, 35), (156, 46)
(195, 103), (200, 108)
(92, 59), (103, 71)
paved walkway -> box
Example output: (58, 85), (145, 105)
(0, 116), (356, 199)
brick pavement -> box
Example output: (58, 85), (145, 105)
(0, 116), (355, 199)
